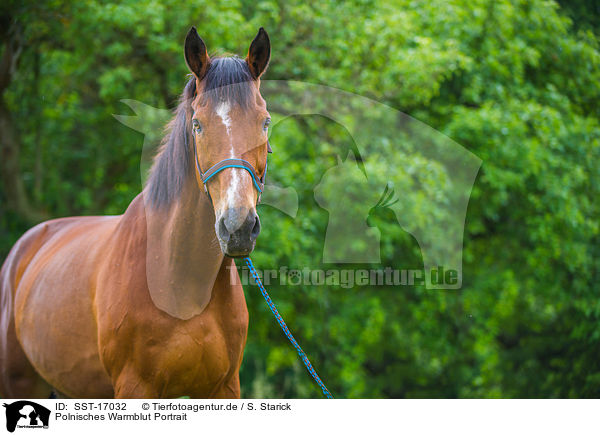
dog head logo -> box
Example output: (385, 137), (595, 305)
(2, 401), (50, 432)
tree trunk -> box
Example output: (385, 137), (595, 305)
(0, 19), (48, 224)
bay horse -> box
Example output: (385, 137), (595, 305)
(0, 27), (272, 398)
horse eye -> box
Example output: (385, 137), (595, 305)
(263, 118), (271, 131)
(192, 119), (202, 133)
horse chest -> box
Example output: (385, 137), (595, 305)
(156, 313), (246, 397)
(103, 290), (248, 398)
(170, 313), (245, 372)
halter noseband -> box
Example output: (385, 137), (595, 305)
(193, 139), (272, 204)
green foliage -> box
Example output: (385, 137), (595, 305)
(1, 0), (599, 397)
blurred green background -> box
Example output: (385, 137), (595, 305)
(1, 0), (599, 398)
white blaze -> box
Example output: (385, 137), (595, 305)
(215, 101), (241, 209)
(216, 101), (232, 135)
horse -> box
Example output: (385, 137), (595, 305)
(0, 26), (272, 398)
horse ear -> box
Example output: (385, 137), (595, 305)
(184, 27), (210, 80)
(246, 27), (270, 79)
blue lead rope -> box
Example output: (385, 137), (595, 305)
(243, 257), (334, 399)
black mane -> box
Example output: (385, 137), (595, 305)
(144, 57), (254, 208)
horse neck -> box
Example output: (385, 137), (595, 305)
(142, 176), (225, 319)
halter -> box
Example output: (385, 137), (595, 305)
(193, 139), (272, 204)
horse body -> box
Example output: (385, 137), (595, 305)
(0, 27), (270, 398)
(1, 191), (248, 398)
(9, 214), (118, 398)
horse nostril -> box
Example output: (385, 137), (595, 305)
(250, 214), (261, 241)
(218, 217), (230, 242)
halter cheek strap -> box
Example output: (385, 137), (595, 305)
(194, 140), (270, 204)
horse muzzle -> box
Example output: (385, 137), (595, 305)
(215, 207), (261, 257)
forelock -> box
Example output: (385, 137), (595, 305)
(200, 56), (254, 108)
